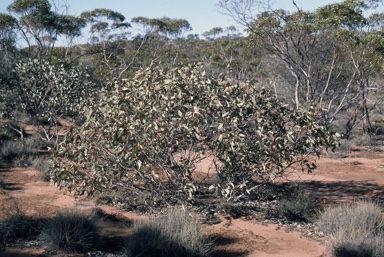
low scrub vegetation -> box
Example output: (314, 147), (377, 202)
(1, 0), (384, 255)
(317, 201), (384, 257)
(0, 125), (20, 141)
(0, 134), (52, 169)
(0, 214), (43, 249)
(274, 184), (320, 222)
(0, 139), (33, 162)
(31, 157), (53, 181)
(42, 210), (100, 253)
(0, 203), (44, 252)
(126, 206), (212, 257)
(0, 202), (212, 255)
(0, 205), (101, 254)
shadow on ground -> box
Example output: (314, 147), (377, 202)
(0, 182), (22, 191)
(300, 180), (384, 204)
(210, 234), (252, 257)
(1, 253), (46, 257)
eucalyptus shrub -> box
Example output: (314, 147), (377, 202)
(51, 63), (339, 202)
(5, 59), (97, 124)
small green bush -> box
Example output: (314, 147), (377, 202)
(11, 156), (32, 168)
(372, 119), (384, 135)
(126, 206), (211, 257)
(24, 133), (53, 151)
(1, 134), (52, 166)
(42, 210), (100, 253)
(337, 139), (353, 152)
(0, 214), (43, 243)
(317, 201), (384, 257)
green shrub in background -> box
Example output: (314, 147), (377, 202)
(127, 206), (211, 257)
(0, 59), (99, 141)
(0, 125), (20, 141)
(317, 201), (384, 257)
(51, 63), (339, 203)
(13, 59), (97, 118)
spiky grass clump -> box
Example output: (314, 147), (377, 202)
(42, 210), (100, 253)
(0, 203), (43, 252)
(269, 183), (321, 223)
(0, 130), (53, 161)
(278, 186), (320, 222)
(317, 201), (384, 257)
(0, 214), (43, 245)
(0, 140), (33, 161)
(127, 206), (211, 257)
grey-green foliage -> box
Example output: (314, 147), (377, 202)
(2, 59), (98, 122)
(6, 0), (86, 61)
(51, 63), (339, 202)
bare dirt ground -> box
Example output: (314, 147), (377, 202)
(2, 146), (384, 257)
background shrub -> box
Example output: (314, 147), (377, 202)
(31, 157), (53, 181)
(337, 139), (353, 152)
(0, 131), (53, 168)
(332, 238), (384, 257)
(259, 183), (321, 222)
(0, 125), (19, 141)
(127, 206), (211, 257)
(9, 59), (98, 120)
(0, 214), (43, 246)
(350, 133), (372, 147)
(0, 140), (33, 162)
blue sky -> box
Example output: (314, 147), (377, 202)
(0, 0), (343, 37)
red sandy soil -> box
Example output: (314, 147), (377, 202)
(2, 147), (384, 257)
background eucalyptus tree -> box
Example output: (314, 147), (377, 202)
(5, 0), (85, 62)
(219, 0), (384, 136)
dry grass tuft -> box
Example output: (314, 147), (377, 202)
(126, 206), (212, 257)
(317, 200), (384, 257)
